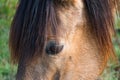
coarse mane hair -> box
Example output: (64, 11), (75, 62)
(84, 0), (118, 63)
(9, 0), (59, 63)
(9, 0), (120, 64)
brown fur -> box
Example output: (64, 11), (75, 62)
(9, 0), (119, 80)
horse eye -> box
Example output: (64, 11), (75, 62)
(45, 40), (64, 55)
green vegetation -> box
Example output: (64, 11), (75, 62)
(0, 0), (17, 80)
(0, 0), (120, 80)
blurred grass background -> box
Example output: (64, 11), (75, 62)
(0, 0), (120, 80)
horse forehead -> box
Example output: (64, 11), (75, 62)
(47, 0), (86, 42)
(55, 0), (85, 33)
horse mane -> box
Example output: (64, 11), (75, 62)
(84, 0), (120, 64)
(9, 0), (58, 63)
(9, 0), (120, 64)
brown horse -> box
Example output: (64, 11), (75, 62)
(9, 0), (120, 80)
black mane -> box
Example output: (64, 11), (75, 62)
(9, 0), (58, 63)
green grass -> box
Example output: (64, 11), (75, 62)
(0, 0), (120, 80)
(0, 0), (17, 80)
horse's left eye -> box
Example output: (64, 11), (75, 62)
(45, 40), (64, 55)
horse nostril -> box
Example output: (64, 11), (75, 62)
(45, 40), (64, 55)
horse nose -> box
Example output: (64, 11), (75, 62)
(45, 40), (64, 55)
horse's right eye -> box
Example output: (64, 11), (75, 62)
(45, 40), (64, 55)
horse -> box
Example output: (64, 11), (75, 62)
(9, 0), (120, 80)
